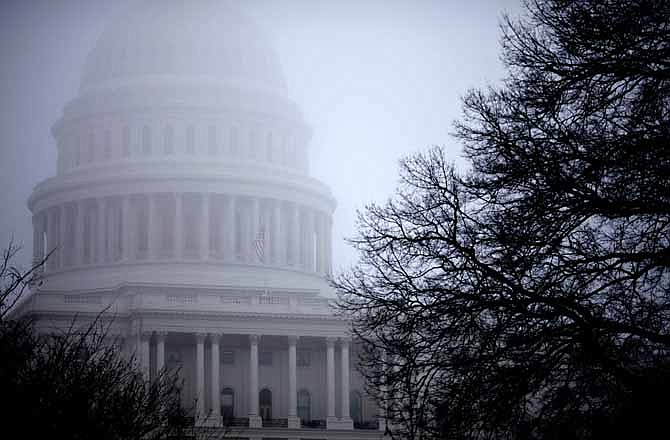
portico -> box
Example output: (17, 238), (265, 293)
(135, 330), (354, 430)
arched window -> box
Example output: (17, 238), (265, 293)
(164, 124), (174, 155)
(186, 125), (195, 155)
(122, 126), (130, 158)
(208, 126), (217, 156)
(350, 391), (363, 423)
(297, 389), (311, 422)
(142, 125), (152, 155)
(221, 387), (234, 419)
(259, 388), (272, 420)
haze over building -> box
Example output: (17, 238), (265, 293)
(16, 2), (381, 438)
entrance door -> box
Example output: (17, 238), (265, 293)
(259, 388), (272, 420)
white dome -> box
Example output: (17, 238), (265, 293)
(80, 0), (287, 95)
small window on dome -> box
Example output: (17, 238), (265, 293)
(103, 130), (112, 160)
(142, 125), (152, 155)
(208, 126), (217, 156)
(164, 124), (174, 155)
(230, 126), (238, 156)
(266, 132), (273, 162)
(122, 126), (131, 158)
(88, 133), (95, 163)
(186, 125), (195, 155)
(74, 136), (81, 166)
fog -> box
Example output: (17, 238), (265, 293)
(0, 0), (519, 270)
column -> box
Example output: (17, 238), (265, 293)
(378, 350), (388, 431)
(326, 217), (333, 275)
(156, 331), (166, 374)
(74, 200), (85, 265)
(200, 193), (210, 260)
(224, 196), (235, 261)
(122, 196), (132, 261)
(46, 209), (55, 271)
(96, 198), (106, 264)
(272, 200), (281, 265)
(195, 333), (205, 419)
(326, 337), (336, 424)
(340, 339), (353, 427)
(250, 198), (259, 262)
(147, 194), (156, 260)
(210, 333), (221, 422)
(248, 334), (262, 428)
(305, 209), (315, 271)
(140, 332), (151, 378)
(291, 203), (300, 266)
(318, 213), (327, 275)
(59, 205), (66, 269)
(175, 193), (183, 259)
(287, 336), (299, 428)
(32, 214), (44, 268)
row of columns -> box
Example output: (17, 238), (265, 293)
(138, 333), (352, 429)
(56, 122), (309, 175)
(33, 193), (333, 274)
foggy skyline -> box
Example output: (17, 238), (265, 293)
(0, 0), (519, 269)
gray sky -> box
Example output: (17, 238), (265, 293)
(0, 0), (519, 270)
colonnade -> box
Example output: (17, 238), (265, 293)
(56, 121), (309, 174)
(137, 333), (352, 429)
(32, 193), (332, 275)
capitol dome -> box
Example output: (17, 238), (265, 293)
(28, 0), (335, 294)
(80, 0), (287, 95)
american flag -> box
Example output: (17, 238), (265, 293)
(254, 230), (265, 262)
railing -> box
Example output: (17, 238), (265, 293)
(354, 420), (379, 430)
(301, 419), (326, 429)
(262, 418), (288, 428)
(223, 417), (249, 427)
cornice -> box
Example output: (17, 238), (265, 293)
(28, 164), (336, 213)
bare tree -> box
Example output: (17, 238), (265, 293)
(0, 241), (190, 439)
(0, 239), (49, 320)
(335, 1), (670, 439)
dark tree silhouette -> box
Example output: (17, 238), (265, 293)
(0, 242), (190, 440)
(335, 1), (670, 439)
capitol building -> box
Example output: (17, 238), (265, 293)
(16, 2), (383, 439)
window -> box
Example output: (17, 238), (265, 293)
(208, 126), (217, 156)
(137, 200), (148, 254)
(184, 195), (198, 253)
(103, 130), (112, 160)
(142, 125), (152, 155)
(297, 349), (311, 367)
(266, 132), (273, 162)
(259, 351), (273, 366)
(186, 125), (195, 155)
(230, 126), (238, 156)
(88, 133), (95, 163)
(83, 205), (93, 263)
(221, 387), (234, 419)
(75, 136), (82, 166)
(122, 126), (130, 157)
(259, 388), (272, 420)
(164, 124), (174, 155)
(350, 391), (363, 423)
(166, 350), (183, 370)
(221, 350), (235, 365)
(297, 389), (311, 422)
